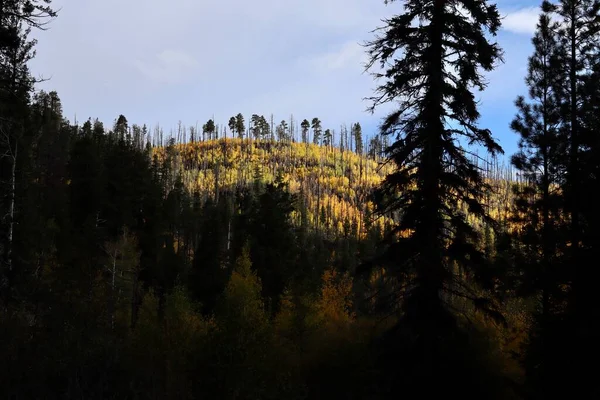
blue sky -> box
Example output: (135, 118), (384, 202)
(29, 0), (542, 158)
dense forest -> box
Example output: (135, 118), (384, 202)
(1, 0), (599, 399)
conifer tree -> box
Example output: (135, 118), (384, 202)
(235, 113), (245, 139)
(352, 122), (363, 154)
(311, 117), (321, 145)
(364, 0), (505, 395)
(323, 129), (332, 148)
(1, 0), (56, 290)
(300, 119), (310, 144)
(542, 0), (599, 274)
(509, 12), (571, 397)
(541, 3), (600, 395)
(250, 114), (261, 140)
(228, 116), (236, 139)
(276, 120), (289, 142)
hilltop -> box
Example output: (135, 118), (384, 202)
(152, 137), (517, 240)
(153, 138), (395, 238)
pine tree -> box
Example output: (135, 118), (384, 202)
(203, 119), (215, 141)
(352, 122), (363, 154)
(322, 128), (332, 148)
(543, 0), (600, 273)
(276, 120), (289, 142)
(1, 0), (56, 293)
(259, 115), (270, 139)
(541, 2), (600, 395)
(250, 114), (261, 140)
(311, 117), (321, 145)
(364, 0), (505, 396)
(235, 113), (245, 139)
(228, 116), (237, 139)
(509, 12), (571, 397)
(300, 119), (310, 144)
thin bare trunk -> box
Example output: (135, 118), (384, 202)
(6, 141), (17, 272)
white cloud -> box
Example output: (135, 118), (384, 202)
(133, 50), (199, 84)
(300, 41), (365, 72)
(501, 7), (540, 35)
(26, 0), (536, 153)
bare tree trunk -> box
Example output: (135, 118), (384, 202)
(111, 249), (117, 331)
(7, 142), (16, 272)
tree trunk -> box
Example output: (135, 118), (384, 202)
(6, 141), (16, 273)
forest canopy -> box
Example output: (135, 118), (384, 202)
(1, 0), (599, 399)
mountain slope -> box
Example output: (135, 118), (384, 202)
(153, 138), (394, 238)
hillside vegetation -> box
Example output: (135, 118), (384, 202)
(154, 138), (394, 238)
(4, 0), (600, 398)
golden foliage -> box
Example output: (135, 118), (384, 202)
(153, 138), (394, 238)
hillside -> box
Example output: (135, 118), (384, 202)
(152, 138), (520, 241)
(153, 138), (395, 238)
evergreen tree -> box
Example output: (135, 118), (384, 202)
(323, 128), (332, 148)
(541, 2), (600, 395)
(250, 114), (261, 140)
(228, 116), (236, 139)
(250, 175), (298, 311)
(311, 117), (321, 145)
(364, 0), (505, 396)
(509, 12), (571, 397)
(0, 0), (56, 297)
(300, 119), (310, 144)
(235, 113), (245, 139)
(114, 114), (128, 141)
(259, 115), (270, 139)
(276, 119), (289, 142)
(203, 119), (215, 141)
(543, 0), (600, 276)
(352, 122), (363, 154)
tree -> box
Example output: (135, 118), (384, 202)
(509, 12), (569, 397)
(311, 118), (321, 145)
(103, 228), (141, 331)
(352, 122), (363, 154)
(250, 114), (261, 140)
(1, 0), (56, 293)
(114, 114), (128, 141)
(235, 113), (245, 139)
(189, 124), (197, 143)
(323, 129), (332, 148)
(540, 2), (600, 395)
(276, 120), (289, 142)
(259, 115), (270, 140)
(228, 116), (236, 139)
(364, 0), (505, 396)
(250, 175), (297, 310)
(300, 119), (310, 144)
(203, 119), (215, 141)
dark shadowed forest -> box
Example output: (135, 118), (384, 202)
(1, 0), (599, 399)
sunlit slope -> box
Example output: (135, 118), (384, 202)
(153, 138), (394, 237)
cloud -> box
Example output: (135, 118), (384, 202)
(133, 50), (199, 84)
(501, 7), (540, 35)
(299, 41), (365, 72)
(27, 0), (536, 155)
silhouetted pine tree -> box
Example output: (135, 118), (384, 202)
(509, 12), (571, 399)
(364, 0), (507, 397)
(541, 1), (600, 396)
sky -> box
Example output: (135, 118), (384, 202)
(29, 0), (543, 158)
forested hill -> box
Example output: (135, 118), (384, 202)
(153, 138), (393, 238)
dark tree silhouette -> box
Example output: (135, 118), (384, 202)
(509, 11), (571, 398)
(364, 0), (506, 396)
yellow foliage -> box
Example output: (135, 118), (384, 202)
(314, 269), (355, 328)
(153, 139), (394, 238)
